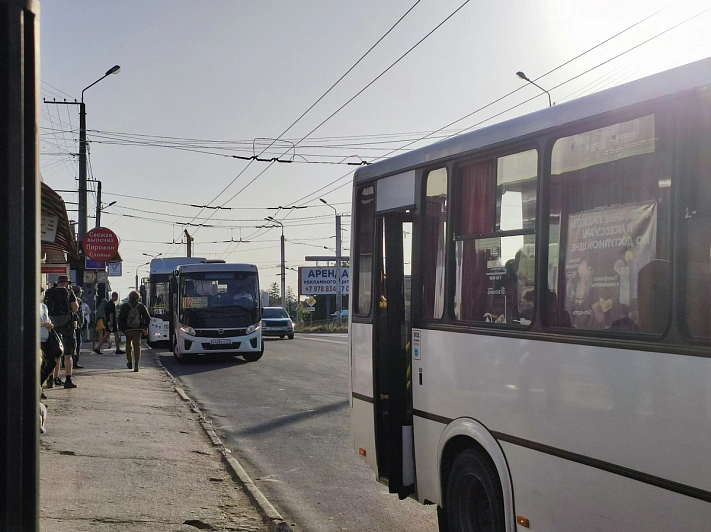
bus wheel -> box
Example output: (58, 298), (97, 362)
(172, 338), (184, 363)
(444, 449), (505, 532)
(243, 351), (263, 362)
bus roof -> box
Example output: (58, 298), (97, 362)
(176, 262), (258, 274)
(354, 56), (711, 183)
(150, 257), (207, 275)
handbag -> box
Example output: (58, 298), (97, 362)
(95, 317), (105, 331)
(46, 328), (64, 358)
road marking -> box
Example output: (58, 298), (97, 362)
(297, 335), (348, 345)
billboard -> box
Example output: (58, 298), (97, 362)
(299, 267), (350, 296)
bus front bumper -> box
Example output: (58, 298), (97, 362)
(178, 331), (262, 354)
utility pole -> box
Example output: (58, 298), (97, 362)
(320, 199), (343, 324)
(265, 217), (286, 308)
(184, 229), (193, 257)
(95, 180), (102, 227)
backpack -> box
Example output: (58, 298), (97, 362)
(74, 299), (85, 328)
(95, 298), (107, 319)
(127, 303), (142, 329)
(45, 287), (71, 317)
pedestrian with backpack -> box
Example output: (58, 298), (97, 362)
(118, 290), (150, 371)
(72, 286), (85, 368)
(43, 275), (78, 388)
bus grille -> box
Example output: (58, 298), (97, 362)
(194, 328), (245, 338)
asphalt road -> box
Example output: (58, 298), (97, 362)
(157, 333), (438, 532)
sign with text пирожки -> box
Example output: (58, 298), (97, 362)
(298, 266), (350, 296)
(83, 227), (119, 262)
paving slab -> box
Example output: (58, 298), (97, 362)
(40, 345), (268, 532)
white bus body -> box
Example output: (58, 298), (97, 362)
(349, 57), (711, 531)
(170, 262), (263, 362)
(146, 257), (206, 346)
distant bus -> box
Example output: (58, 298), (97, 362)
(145, 257), (206, 346)
(169, 261), (264, 362)
(349, 57), (711, 531)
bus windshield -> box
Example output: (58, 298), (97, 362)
(148, 274), (170, 317)
(179, 271), (259, 327)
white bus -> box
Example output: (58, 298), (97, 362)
(349, 57), (711, 531)
(169, 261), (264, 362)
(145, 257), (206, 346)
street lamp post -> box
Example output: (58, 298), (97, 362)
(135, 261), (150, 293)
(94, 180), (116, 228)
(516, 71), (552, 107)
(320, 199), (342, 324)
(78, 65), (121, 248)
(265, 217), (286, 308)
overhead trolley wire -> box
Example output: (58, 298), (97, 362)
(170, 0), (425, 258)
(219, 0), (470, 261)
(287, 6), (674, 208)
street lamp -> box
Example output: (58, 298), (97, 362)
(265, 217), (286, 309)
(143, 252), (162, 259)
(79, 65), (121, 247)
(135, 261), (150, 293)
(516, 71), (552, 107)
(320, 198), (343, 324)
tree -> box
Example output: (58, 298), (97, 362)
(268, 282), (280, 306)
(285, 286), (297, 317)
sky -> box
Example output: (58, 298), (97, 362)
(39, 0), (711, 299)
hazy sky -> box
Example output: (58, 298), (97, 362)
(39, 0), (711, 297)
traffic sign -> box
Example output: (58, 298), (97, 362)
(306, 296), (316, 306)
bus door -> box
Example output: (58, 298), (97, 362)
(374, 212), (414, 498)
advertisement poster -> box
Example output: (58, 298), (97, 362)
(564, 201), (657, 329)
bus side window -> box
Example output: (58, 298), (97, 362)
(355, 186), (375, 316)
(453, 150), (537, 325)
(422, 168), (447, 319)
(546, 113), (672, 335)
(683, 91), (711, 341)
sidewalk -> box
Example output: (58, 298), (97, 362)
(39, 344), (268, 532)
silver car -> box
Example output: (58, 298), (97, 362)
(261, 307), (294, 339)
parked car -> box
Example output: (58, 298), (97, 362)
(261, 307), (294, 339)
(330, 309), (349, 320)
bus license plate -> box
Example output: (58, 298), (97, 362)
(210, 339), (231, 345)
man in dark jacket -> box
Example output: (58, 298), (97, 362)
(43, 275), (78, 388)
(118, 290), (150, 372)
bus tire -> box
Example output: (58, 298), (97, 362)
(243, 351), (262, 362)
(444, 448), (505, 532)
(173, 338), (185, 363)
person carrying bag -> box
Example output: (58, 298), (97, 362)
(118, 290), (150, 372)
(43, 276), (78, 388)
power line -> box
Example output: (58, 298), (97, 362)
(286, 5), (674, 207)
(164, 0), (425, 257)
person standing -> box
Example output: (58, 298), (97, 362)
(118, 290), (150, 371)
(43, 275), (78, 388)
(81, 297), (91, 341)
(94, 292), (125, 355)
(39, 286), (57, 388)
(72, 286), (85, 368)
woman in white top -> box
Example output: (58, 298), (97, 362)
(40, 287), (53, 343)
(39, 287), (56, 388)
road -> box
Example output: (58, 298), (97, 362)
(156, 333), (438, 532)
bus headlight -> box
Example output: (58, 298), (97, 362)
(246, 324), (260, 335)
(180, 325), (196, 336)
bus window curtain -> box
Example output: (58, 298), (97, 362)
(455, 161), (494, 320)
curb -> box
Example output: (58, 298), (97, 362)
(151, 349), (292, 532)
